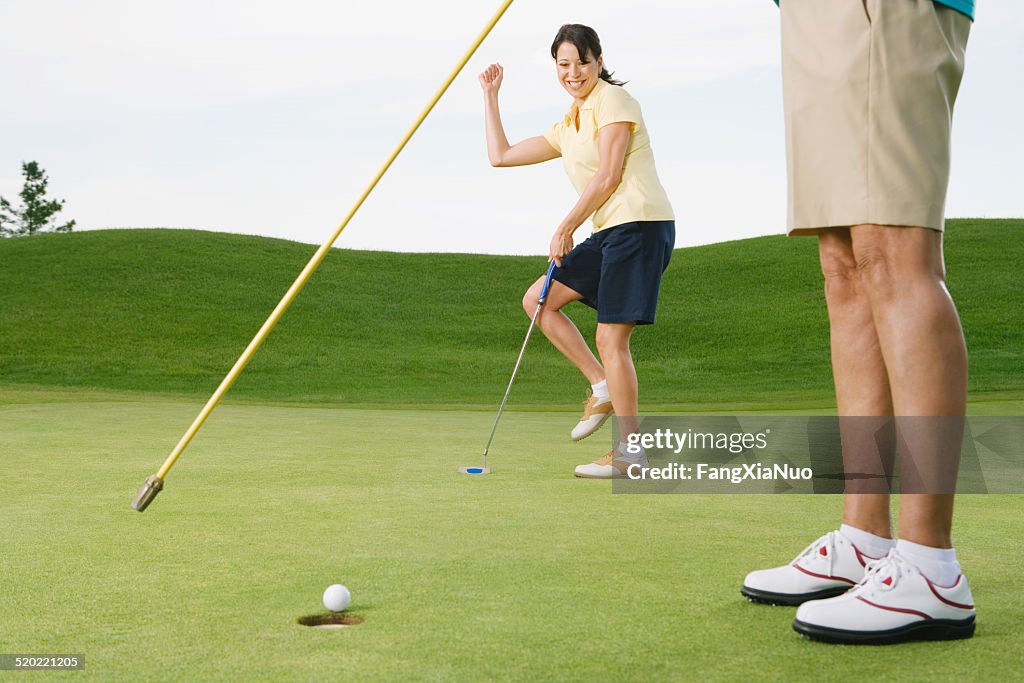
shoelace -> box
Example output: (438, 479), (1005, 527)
(581, 390), (595, 416)
(796, 532), (838, 577)
(855, 551), (906, 594)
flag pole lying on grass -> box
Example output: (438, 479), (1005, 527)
(132, 0), (516, 511)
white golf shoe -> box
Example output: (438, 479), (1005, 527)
(571, 392), (614, 441)
(741, 530), (880, 605)
(793, 550), (976, 644)
(574, 448), (647, 479)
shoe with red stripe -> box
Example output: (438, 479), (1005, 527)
(793, 550), (976, 644)
(741, 530), (878, 606)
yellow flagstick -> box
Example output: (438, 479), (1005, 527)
(132, 0), (515, 511)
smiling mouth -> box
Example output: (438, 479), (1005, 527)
(566, 79), (586, 91)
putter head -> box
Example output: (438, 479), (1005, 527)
(458, 466), (491, 476)
(132, 475), (164, 512)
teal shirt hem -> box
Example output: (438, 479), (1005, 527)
(772, 0), (974, 22)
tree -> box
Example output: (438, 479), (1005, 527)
(0, 161), (76, 237)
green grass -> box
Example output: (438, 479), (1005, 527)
(1, 397), (1022, 681)
(1, 224), (1021, 680)
(1, 219), (1021, 409)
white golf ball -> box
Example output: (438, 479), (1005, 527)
(322, 584), (351, 612)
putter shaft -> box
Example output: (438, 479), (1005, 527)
(481, 300), (544, 468)
(479, 262), (557, 469)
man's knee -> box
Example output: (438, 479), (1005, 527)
(851, 226), (945, 302)
(819, 234), (863, 309)
(854, 243), (897, 298)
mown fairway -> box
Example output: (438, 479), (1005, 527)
(1, 394), (1022, 681)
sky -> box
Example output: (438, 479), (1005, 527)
(1, 0), (1021, 255)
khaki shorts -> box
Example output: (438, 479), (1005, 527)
(781, 0), (971, 235)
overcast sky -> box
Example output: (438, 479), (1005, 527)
(2, 1), (1021, 254)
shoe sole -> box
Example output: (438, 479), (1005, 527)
(574, 462), (645, 479)
(571, 409), (613, 442)
(792, 615), (976, 645)
(741, 585), (851, 606)
(573, 469), (613, 479)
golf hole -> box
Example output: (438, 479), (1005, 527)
(298, 614), (364, 629)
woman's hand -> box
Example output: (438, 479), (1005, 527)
(549, 230), (574, 267)
(478, 63), (503, 95)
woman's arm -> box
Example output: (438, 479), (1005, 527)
(480, 63), (560, 167)
(549, 121), (631, 265)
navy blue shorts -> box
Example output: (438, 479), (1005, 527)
(552, 220), (675, 325)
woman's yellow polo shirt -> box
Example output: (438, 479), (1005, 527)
(542, 78), (674, 232)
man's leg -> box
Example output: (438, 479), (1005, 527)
(819, 228), (896, 538)
(793, 226), (975, 642)
(849, 225), (968, 549)
(741, 228), (897, 605)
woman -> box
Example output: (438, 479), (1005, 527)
(479, 24), (674, 478)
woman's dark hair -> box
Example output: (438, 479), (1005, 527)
(550, 24), (626, 86)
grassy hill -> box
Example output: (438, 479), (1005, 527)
(1, 219), (1021, 408)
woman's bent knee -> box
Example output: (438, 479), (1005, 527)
(595, 324), (633, 358)
(522, 278), (545, 315)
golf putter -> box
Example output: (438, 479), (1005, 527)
(460, 261), (557, 475)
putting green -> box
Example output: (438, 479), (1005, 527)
(1, 396), (1021, 681)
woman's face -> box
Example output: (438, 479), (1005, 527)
(555, 41), (602, 101)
